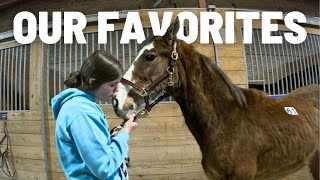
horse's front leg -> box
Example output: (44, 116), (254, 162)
(229, 162), (257, 180)
(202, 159), (225, 180)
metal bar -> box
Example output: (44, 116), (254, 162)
(306, 35), (315, 84)
(310, 34), (319, 84)
(279, 31), (288, 94)
(15, 47), (18, 110)
(252, 29), (259, 80)
(288, 42), (297, 90)
(3, 49), (7, 110)
(275, 31), (285, 94)
(146, 28), (150, 39)
(19, 46), (22, 110)
(59, 40), (62, 93)
(92, 33), (95, 53)
(7, 48), (10, 110)
(104, 40), (107, 52)
(86, 34), (89, 58)
(69, 43), (72, 74)
(296, 43), (305, 86)
(135, 39), (138, 56)
(116, 31), (119, 60)
(255, 29), (266, 92)
(53, 43), (57, 97)
(64, 43), (66, 90)
(272, 43), (280, 94)
(303, 35), (312, 85)
(10, 48), (14, 110)
(75, 40), (78, 72)
(307, 34), (318, 84)
(315, 35), (320, 84)
(261, 32), (271, 94)
(109, 31), (113, 55)
(299, 38), (309, 85)
(80, 43), (83, 65)
(122, 42), (125, 73)
(248, 43), (254, 81)
(47, 44), (50, 106)
(23, 45), (26, 110)
(40, 42), (50, 180)
(0, 49), (3, 110)
(98, 33), (101, 50)
(268, 44), (276, 95)
(129, 40), (132, 69)
(283, 32), (293, 92)
(292, 43), (300, 88)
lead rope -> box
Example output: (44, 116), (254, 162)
(0, 114), (16, 179)
(110, 123), (130, 180)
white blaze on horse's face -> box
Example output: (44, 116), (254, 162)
(114, 42), (155, 112)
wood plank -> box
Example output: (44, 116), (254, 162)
(13, 158), (45, 171)
(9, 146), (44, 159)
(193, 44), (215, 58)
(224, 70), (247, 84)
(49, 171), (66, 180)
(0, 133), (43, 146)
(219, 59), (246, 71)
(129, 160), (204, 175)
(0, 169), (46, 179)
(6, 111), (42, 121)
(29, 37), (42, 111)
(0, 120), (42, 134)
(130, 172), (208, 180)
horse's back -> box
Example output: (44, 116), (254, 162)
(282, 84), (320, 111)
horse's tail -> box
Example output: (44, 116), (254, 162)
(309, 150), (319, 180)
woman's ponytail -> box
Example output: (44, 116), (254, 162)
(64, 71), (82, 88)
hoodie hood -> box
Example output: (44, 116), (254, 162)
(51, 88), (95, 120)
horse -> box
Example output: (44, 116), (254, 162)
(112, 18), (319, 180)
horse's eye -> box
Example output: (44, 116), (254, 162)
(145, 54), (156, 61)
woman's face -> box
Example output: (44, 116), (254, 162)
(92, 76), (122, 103)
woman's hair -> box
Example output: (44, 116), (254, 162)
(64, 50), (124, 90)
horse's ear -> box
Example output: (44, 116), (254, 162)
(164, 17), (180, 45)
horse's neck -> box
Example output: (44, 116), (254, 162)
(172, 48), (240, 146)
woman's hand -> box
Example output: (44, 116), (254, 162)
(122, 111), (138, 133)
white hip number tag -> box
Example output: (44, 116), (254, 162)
(284, 107), (298, 115)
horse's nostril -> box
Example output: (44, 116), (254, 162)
(129, 104), (134, 110)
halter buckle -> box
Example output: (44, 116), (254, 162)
(140, 88), (148, 97)
(167, 68), (174, 86)
(136, 109), (149, 119)
(171, 51), (178, 60)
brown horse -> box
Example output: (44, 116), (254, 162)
(112, 18), (319, 180)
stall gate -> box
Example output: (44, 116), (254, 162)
(243, 29), (320, 96)
(0, 44), (31, 111)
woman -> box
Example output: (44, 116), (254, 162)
(51, 50), (137, 179)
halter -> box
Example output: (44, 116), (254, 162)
(120, 41), (178, 120)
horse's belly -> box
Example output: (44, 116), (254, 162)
(255, 140), (317, 179)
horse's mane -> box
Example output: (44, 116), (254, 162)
(199, 53), (248, 108)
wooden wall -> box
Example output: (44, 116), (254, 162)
(0, 9), (318, 179)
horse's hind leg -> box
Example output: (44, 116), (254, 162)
(309, 150), (319, 180)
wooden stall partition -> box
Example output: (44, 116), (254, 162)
(0, 38), (47, 179)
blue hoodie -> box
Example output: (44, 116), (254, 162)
(51, 88), (129, 180)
